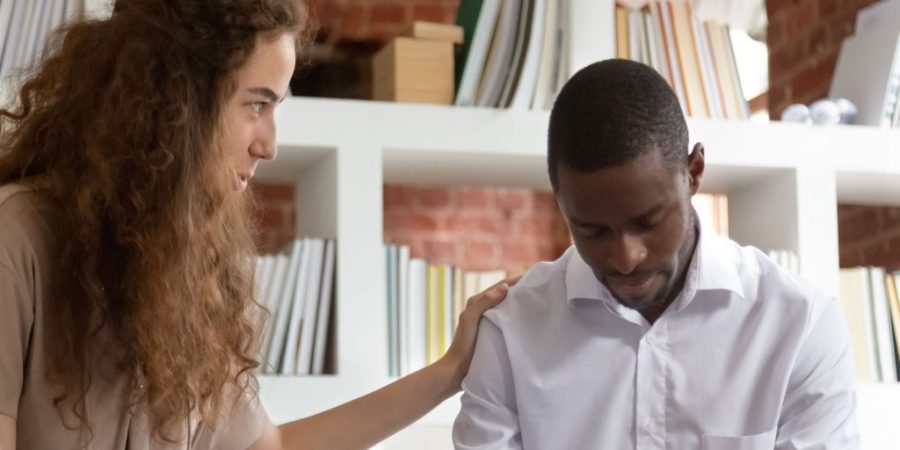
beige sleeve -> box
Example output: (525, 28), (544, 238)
(0, 263), (32, 419)
(195, 381), (273, 450)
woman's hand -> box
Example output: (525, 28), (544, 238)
(437, 275), (522, 390)
(270, 274), (522, 450)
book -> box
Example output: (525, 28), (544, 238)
(397, 245), (411, 375)
(0, 0), (15, 71)
(529, 0), (560, 110)
(475, 0), (521, 107)
(385, 244), (398, 375)
(259, 253), (289, 365)
(691, 193), (728, 238)
(442, 265), (454, 353)
(455, 0), (503, 106)
(279, 238), (313, 374)
(311, 239), (336, 375)
(829, 23), (900, 127)
(655, 1), (687, 112)
(669, 1), (710, 118)
(870, 267), (896, 381)
(706, 22), (741, 119)
(453, 266), (465, 332)
(885, 271), (900, 378)
(0, 0), (27, 78)
(407, 258), (429, 373)
(426, 264), (442, 364)
(263, 240), (303, 374)
(691, 10), (723, 118)
(250, 255), (275, 354)
(497, 0), (534, 107)
(615, 4), (629, 59)
(565, 0), (615, 78)
(295, 238), (325, 375)
(508, 0), (547, 109)
(839, 268), (876, 382)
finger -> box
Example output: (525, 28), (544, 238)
(504, 273), (523, 287)
(467, 282), (509, 314)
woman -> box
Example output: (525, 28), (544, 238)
(0, 0), (512, 448)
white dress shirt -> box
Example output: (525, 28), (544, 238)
(453, 231), (859, 450)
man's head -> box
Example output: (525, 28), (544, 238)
(548, 59), (705, 315)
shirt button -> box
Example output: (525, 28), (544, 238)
(646, 422), (658, 434)
(645, 335), (656, 346)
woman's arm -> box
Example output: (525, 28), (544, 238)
(0, 414), (15, 450)
(251, 279), (515, 450)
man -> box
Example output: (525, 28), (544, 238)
(453, 59), (859, 449)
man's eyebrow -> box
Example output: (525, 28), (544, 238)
(571, 202), (666, 228)
(248, 87), (284, 103)
(634, 202), (665, 220)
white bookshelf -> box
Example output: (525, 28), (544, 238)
(258, 97), (900, 449)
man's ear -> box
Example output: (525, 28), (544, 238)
(687, 143), (705, 195)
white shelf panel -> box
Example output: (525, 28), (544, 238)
(276, 98), (547, 156)
(819, 125), (900, 206)
(274, 98), (878, 193)
(274, 98), (899, 199)
(256, 145), (333, 183)
(383, 149), (551, 189)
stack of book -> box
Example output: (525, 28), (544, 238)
(254, 238), (337, 376)
(692, 193), (728, 238)
(615, 1), (749, 119)
(452, 0), (748, 116)
(839, 267), (900, 383)
(453, 0), (617, 110)
(0, 0), (82, 80)
(384, 244), (507, 376)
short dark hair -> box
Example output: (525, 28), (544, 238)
(547, 59), (689, 189)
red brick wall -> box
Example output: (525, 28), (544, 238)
(250, 182), (297, 254)
(383, 185), (571, 274)
(766, 0), (878, 119)
(306, 0), (461, 42)
(838, 205), (900, 270)
(766, 0), (900, 269)
(250, 181), (572, 272)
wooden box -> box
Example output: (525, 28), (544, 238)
(372, 21), (463, 105)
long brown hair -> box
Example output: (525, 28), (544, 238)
(0, 0), (306, 442)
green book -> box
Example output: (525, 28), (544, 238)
(454, 0), (487, 91)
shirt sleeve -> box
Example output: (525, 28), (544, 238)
(195, 380), (273, 450)
(453, 315), (522, 450)
(776, 294), (861, 449)
(0, 263), (32, 419)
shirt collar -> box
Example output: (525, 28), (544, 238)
(565, 220), (745, 308)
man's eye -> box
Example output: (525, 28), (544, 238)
(583, 226), (610, 238)
(250, 102), (265, 113)
(636, 219), (658, 231)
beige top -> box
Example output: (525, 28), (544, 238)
(0, 184), (271, 449)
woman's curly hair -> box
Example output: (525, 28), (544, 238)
(0, 0), (306, 443)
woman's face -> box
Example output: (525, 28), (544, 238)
(221, 33), (296, 191)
